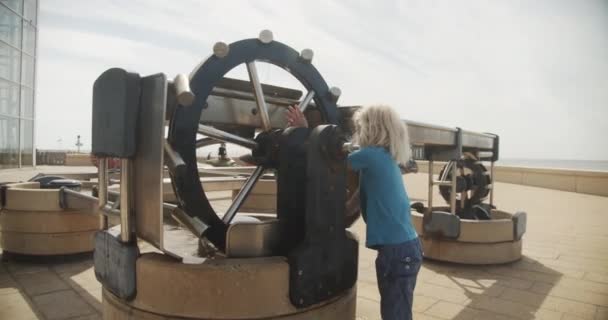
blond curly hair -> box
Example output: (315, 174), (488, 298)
(353, 105), (411, 166)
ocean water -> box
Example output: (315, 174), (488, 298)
(498, 159), (608, 172)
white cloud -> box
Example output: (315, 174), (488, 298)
(36, 0), (608, 160)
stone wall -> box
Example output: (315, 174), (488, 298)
(416, 161), (608, 197)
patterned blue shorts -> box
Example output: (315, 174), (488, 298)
(375, 238), (423, 320)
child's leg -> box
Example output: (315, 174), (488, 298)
(375, 238), (423, 320)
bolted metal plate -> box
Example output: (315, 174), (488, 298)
(225, 218), (281, 258)
(512, 211), (527, 240)
(286, 125), (358, 308)
(91, 68), (141, 158)
(133, 73), (167, 250)
(94, 228), (139, 300)
(424, 211), (461, 239)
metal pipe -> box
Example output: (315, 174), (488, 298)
(109, 189), (178, 213)
(120, 159), (132, 242)
(164, 141), (186, 173)
(460, 167), (467, 210)
(222, 165), (265, 223)
(427, 159), (433, 216)
(62, 188), (98, 214)
(432, 181), (452, 187)
(198, 124), (258, 149)
(98, 158), (108, 229)
(341, 142), (360, 154)
(246, 62), (271, 131)
(171, 207), (207, 238)
(299, 90), (315, 112)
(450, 161), (458, 215)
(173, 74), (195, 106)
(490, 161), (495, 206)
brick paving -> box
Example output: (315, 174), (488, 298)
(1, 167), (607, 319)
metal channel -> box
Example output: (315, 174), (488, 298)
(132, 73), (166, 249)
(211, 87), (299, 106)
(405, 120), (495, 150)
(461, 130), (495, 150)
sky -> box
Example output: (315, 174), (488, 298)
(36, 0), (608, 160)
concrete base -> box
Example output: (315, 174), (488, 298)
(0, 182), (99, 255)
(411, 209), (524, 264)
(0, 229), (96, 256)
(101, 253), (356, 319)
(420, 237), (522, 264)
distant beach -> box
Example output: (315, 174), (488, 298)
(195, 144), (608, 172)
(498, 159), (608, 172)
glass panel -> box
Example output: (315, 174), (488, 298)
(0, 4), (22, 48)
(21, 52), (33, 86)
(0, 1), (23, 16)
(0, 42), (21, 82)
(0, 78), (19, 116)
(22, 20), (34, 54)
(20, 118), (32, 166)
(23, 0), (34, 26)
(20, 85), (32, 117)
(0, 115), (19, 168)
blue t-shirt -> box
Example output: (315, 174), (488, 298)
(348, 146), (417, 248)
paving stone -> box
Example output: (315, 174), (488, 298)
(357, 282), (379, 301)
(563, 313), (590, 320)
(414, 312), (444, 320)
(77, 287), (103, 313)
(595, 307), (607, 320)
(499, 287), (598, 319)
(585, 272), (608, 285)
(7, 262), (50, 275)
(530, 281), (608, 306)
(0, 292), (40, 320)
(424, 301), (480, 319)
(413, 295), (439, 313)
(51, 260), (94, 275)
(424, 274), (506, 298)
(468, 295), (562, 319)
(71, 314), (102, 320)
(14, 270), (69, 296)
(32, 289), (97, 320)
(0, 272), (20, 296)
(355, 297), (381, 320)
(60, 267), (101, 293)
(416, 283), (471, 305)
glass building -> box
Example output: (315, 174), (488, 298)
(0, 0), (37, 169)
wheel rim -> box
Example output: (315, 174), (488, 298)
(167, 37), (338, 250)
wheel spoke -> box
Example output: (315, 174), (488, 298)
(222, 165), (265, 223)
(246, 61), (272, 131)
(195, 137), (220, 148)
(298, 90), (315, 112)
(198, 124), (258, 149)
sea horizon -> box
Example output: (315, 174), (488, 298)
(497, 158), (608, 172)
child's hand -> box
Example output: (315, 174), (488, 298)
(286, 105), (309, 128)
